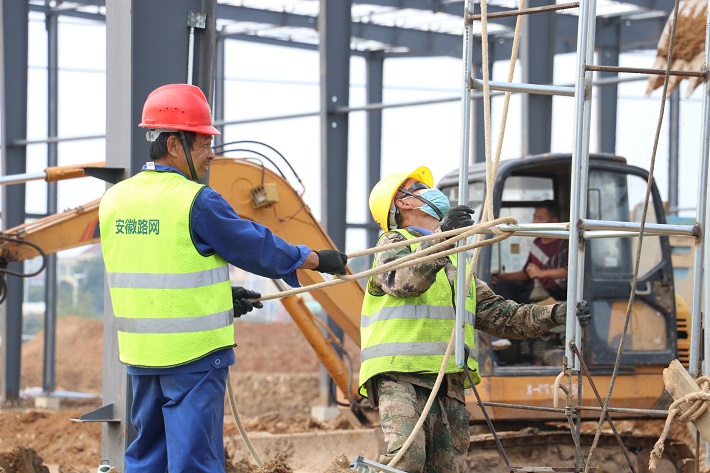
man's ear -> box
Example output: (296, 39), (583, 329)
(394, 197), (411, 210)
(166, 135), (181, 157)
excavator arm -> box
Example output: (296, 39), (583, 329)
(0, 158), (367, 417)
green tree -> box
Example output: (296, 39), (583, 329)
(74, 253), (105, 319)
(27, 283), (46, 302)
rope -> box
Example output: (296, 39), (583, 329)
(228, 216), (518, 468)
(389, 329), (456, 469)
(649, 376), (710, 471)
(391, 0), (530, 464)
(226, 369), (264, 468)
(254, 216), (518, 303)
(583, 0), (682, 468)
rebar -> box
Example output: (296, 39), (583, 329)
(585, 64), (706, 78)
(468, 2), (579, 21)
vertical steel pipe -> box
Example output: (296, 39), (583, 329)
(690, 0), (710, 380)
(566, 0), (596, 370)
(699, 0), (710, 388)
(702, 4), (710, 461)
(456, 1), (475, 367)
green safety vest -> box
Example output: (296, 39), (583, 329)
(99, 170), (234, 368)
(359, 228), (481, 395)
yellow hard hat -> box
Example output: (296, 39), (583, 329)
(369, 166), (434, 231)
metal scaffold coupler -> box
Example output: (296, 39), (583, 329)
(350, 455), (408, 473)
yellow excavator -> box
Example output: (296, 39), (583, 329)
(0, 154), (697, 469)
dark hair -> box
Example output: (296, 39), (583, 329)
(149, 131), (197, 160)
(537, 200), (560, 219)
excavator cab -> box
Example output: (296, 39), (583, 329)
(438, 153), (682, 419)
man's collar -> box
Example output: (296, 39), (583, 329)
(405, 225), (432, 235)
(141, 162), (188, 179)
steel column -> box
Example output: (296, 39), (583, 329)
(472, 63), (486, 164)
(520, 0), (555, 155)
(366, 52), (384, 252)
(101, 3), (133, 468)
(319, 0), (351, 405)
(668, 89), (680, 214)
(42, 3), (59, 394)
(214, 33), (225, 147)
(100, 1), (219, 468)
(0, 0), (29, 404)
(598, 22), (620, 154)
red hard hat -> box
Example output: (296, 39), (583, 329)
(139, 84), (220, 136)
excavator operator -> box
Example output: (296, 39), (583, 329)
(359, 165), (590, 473)
(99, 83), (348, 473)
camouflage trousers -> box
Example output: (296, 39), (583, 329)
(376, 376), (471, 473)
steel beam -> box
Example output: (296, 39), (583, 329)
(362, 0), (674, 14)
(29, 2), (671, 58)
(366, 52), (384, 251)
(319, 0), (351, 405)
(0, 0), (29, 404)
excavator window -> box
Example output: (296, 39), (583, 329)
(443, 181), (485, 224)
(588, 170), (662, 280)
(438, 157), (676, 372)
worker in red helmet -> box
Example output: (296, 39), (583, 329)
(99, 83), (348, 473)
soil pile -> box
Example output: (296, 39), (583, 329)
(19, 316), (361, 394)
(0, 446), (49, 473)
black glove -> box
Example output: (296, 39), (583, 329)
(440, 205), (476, 232)
(314, 249), (348, 275)
(231, 286), (263, 317)
(552, 300), (590, 327)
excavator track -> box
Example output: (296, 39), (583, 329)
(467, 427), (697, 473)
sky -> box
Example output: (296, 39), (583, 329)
(11, 9), (707, 259)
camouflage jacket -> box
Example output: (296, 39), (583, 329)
(368, 228), (559, 339)
(367, 228), (561, 402)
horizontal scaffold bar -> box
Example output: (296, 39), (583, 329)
(470, 79), (575, 97)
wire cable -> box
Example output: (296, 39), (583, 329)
(213, 140), (306, 195)
(0, 235), (49, 304)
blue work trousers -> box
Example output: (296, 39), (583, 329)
(125, 367), (228, 473)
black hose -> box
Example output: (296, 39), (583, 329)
(0, 235), (49, 304)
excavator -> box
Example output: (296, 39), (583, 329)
(0, 153), (698, 469)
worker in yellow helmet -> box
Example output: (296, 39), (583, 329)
(99, 83), (348, 473)
(360, 166), (590, 473)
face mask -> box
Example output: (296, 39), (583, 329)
(415, 188), (451, 221)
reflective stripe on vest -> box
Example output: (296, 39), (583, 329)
(100, 170), (234, 368)
(115, 309), (233, 334)
(359, 228), (481, 396)
(107, 266), (229, 289)
(360, 304), (475, 328)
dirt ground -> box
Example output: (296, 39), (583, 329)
(9, 316), (361, 473)
(3, 316), (706, 472)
